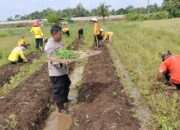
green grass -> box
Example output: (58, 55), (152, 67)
(105, 19), (180, 129)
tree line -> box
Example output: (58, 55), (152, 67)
(7, 1), (180, 21)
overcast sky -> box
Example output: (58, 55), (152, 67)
(0, 0), (163, 20)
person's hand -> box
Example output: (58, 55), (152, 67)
(62, 59), (74, 65)
(59, 59), (68, 65)
(24, 59), (28, 63)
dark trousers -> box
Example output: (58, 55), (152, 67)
(164, 72), (180, 89)
(64, 31), (70, 37)
(50, 75), (71, 109)
(78, 29), (84, 39)
(94, 35), (103, 47)
(94, 35), (98, 47)
(35, 38), (43, 49)
(11, 56), (24, 64)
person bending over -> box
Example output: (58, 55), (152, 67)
(8, 44), (28, 64)
(157, 50), (180, 90)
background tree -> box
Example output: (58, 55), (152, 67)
(96, 3), (111, 20)
(47, 11), (60, 23)
(163, 0), (180, 17)
(116, 8), (128, 15)
(6, 2), (165, 21)
(73, 3), (90, 17)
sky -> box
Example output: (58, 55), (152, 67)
(0, 0), (163, 20)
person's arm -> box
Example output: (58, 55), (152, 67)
(94, 23), (98, 35)
(103, 33), (107, 41)
(19, 51), (28, 62)
(45, 44), (72, 65)
(157, 62), (167, 81)
(157, 72), (164, 81)
(97, 24), (101, 35)
(30, 27), (33, 33)
(50, 58), (72, 65)
(39, 28), (44, 37)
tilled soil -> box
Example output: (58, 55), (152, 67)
(0, 52), (41, 87)
(71, 47), (140, 130)
(0, 64), (51, 130)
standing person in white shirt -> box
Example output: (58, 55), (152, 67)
(44, 25), (71, 113)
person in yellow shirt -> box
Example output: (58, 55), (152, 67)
(96, 28), (114, 47)
(62, 24), (70, 37)
(30, 21), (44, 50)
(91, 18), (101, 48)
(103, 31), (114, 44)
(8, 44), (28, 64)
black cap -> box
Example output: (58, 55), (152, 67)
(50, 24), (62, 34)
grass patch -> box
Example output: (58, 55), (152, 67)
(105, 19), (180, 129)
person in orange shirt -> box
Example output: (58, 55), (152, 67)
(158, 50), (180, 89)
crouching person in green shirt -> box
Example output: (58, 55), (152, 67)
(44, 25), (71, 113)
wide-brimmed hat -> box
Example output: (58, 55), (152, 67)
(91, 17), (98, 22)
(100, 28), (104, 32)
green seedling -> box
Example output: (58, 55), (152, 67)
(55, 49), (79, 60)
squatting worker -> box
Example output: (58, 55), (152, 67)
(8, 44), (28, 64)
(103, 31), (114, 44)
(30, 20), (44, 50)
(157, 50), (180, 89)
(98, 28), (114, 44)
(44, 25), (71, 113)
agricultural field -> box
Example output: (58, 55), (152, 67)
(1, 18), (180, 130)
(107, 18), (180, 129)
